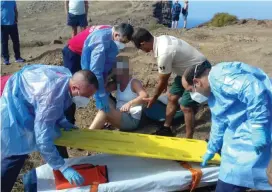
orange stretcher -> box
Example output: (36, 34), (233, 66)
(53, 164), (108, 191)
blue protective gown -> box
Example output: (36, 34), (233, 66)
(1, 64), (74, 170)
(81, 27), (118, 100)
(207, 62), (272, 190)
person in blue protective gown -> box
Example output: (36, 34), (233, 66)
(181, 61), (272, 191)
(81, 23), (134, 113)
(1, 64), (98, 192)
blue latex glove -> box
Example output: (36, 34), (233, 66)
(58, 117), (79, 131)
(61, 167), (84, 186)
(252, 126), (269, 155)
(96, 95), (110, 113)
(201, 151), (215, 167)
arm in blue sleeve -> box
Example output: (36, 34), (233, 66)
(207, 113), (227, 154)
(57, 115), (77, 130)
(34, 103), (65, 170)
(221, 74), (270, 125)
(89, 43), (106, 99)
(237, 75), (270, 125)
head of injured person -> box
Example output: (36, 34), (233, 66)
(112, 23), (134, 50)
(182, 63), (212, 102)
(115, 56), (131, 83)
(69, 70), (98, 99)
(132, 28), (154, 53)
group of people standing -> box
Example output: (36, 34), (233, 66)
(1, 1), (272, 192)
(172, 0), (189, 29)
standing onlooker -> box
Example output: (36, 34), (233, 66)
(1, 0), (25, 65)
(182, 0), (189, 29)
(171, 0), (181, 29)
(65, 0), (89, 37)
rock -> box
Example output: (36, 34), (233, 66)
(153, 1), (172, 28)
(50, 40), (63, 45)
(35, 41), (44, 46)
(29, 55), (33, 59)
(238, 19), (247, 24)
(257, 20), (267, 25)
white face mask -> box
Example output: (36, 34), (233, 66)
(72, 91), (90, 108)
(190, 91), (208, 103)
(189, 64), (208, 103)
(114, 40), (125, 50)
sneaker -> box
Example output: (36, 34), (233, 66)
(15, 57), (25, 63)
(3, 58), (10, 65)
(154, 126), (174, 137)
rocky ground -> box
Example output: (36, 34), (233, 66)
(1, 1), (272, 191)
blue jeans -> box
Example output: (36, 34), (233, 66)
(1, 24), (21, 60)
(216, 179), (248, 192)
(62, 45), (81, 74)
(1, 155), (28, 192)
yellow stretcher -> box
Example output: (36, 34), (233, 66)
(55, 129), (221, 164)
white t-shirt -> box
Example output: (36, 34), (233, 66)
(153, 35), (206, 76)
(116, 79), (142, 120)
(69, 0), (86, 15)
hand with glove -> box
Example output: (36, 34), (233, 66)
(201, 151), (215, 167)
(61, 167), (84, 186)
(252, 125), (269, 155)
(96, 95), (110, 113)
(58, 117), (78, 131)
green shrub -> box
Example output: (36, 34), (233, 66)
(209, 13), (238, 27)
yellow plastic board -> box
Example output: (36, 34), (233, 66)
(55, 129), (221, 164)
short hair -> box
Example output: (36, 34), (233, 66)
(132, 28), (153, 49)
(184, 61), (212, 85)
(113, 23), (134, 41)
(73, 70), (99, 89)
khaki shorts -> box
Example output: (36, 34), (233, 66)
(120, 112), (140, 131)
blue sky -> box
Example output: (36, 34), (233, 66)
(175, 1), (272, 28)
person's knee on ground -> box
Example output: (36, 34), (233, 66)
(164, 93), (179, 128)
(180, 105), (195, 139)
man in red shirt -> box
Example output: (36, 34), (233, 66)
(62, 25), (111, 74)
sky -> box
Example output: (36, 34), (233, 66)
(175, 1), (272, 28)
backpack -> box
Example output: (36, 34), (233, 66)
(182, 7), (187, 15)
(173, 4), (181, 14)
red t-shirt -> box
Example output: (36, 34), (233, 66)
(1, 75), (11, 96)
(68, 25), (111, 55)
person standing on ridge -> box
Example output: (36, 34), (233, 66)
(171, 0), (182, 29)
(65, 0), (89, 37)
(1, 0), (25, 65)
(182, 0), (189, 29)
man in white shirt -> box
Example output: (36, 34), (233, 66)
(132, 28), (211, 138)
(65, 0), (89, 37)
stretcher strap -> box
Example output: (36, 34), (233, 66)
(180, 162), (203, 192)
(90, 182), (99, 192)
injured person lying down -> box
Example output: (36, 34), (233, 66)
(89, 56), (148, 131)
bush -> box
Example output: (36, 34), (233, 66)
(209, 13), (238, 27)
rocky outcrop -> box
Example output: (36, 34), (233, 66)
(153, 1), (173, 28)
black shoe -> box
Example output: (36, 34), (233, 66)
(154, 126), (174, 137)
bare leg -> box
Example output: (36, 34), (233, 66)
(172, 21), (175, 29)
(175, 21), (178, 29)
(72, 26), (77, 37)
(183, 19), (187, 29)
(89, 99), (122, 129)
(181, 105), (195, 138)
(89, 110), (107, 130)
(164, 93), (180, 128)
